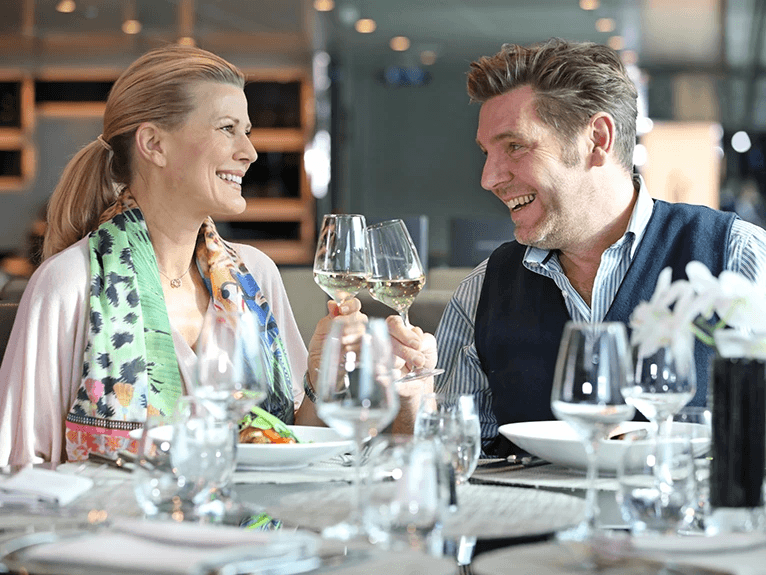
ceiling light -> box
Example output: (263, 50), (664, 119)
(621, 49), (638, 65)
(390, 36), (410, 51)
(355, 18), (376, 33)
(56, 0), (76, 13)
(607, 35), (624, 51)
(732, 131), (752, 153)
(579, 0), (599, 10)
(595, 18), (615, 33)
(314, 0), (334, 11)
(178, 36), (196, 46)
(122, 19), (142, 34)
(420, 50), (437, 65)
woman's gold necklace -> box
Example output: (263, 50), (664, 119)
(158, 263), (193, 288)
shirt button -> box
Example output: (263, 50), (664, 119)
(562, 291), (568, 298)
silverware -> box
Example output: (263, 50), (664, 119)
(86, 452), (135, 472)
(607, 428), (649, 441)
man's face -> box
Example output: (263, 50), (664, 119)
(476, 85), (595, 251)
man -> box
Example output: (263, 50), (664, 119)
(434, 38), (766, 456)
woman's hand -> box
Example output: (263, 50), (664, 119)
(306, 298), (365, 386)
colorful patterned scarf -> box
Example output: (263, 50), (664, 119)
(65, 192), (294, 461)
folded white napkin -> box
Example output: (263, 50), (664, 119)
(5, 518), (320, 575)
(0, 467), (94, 506)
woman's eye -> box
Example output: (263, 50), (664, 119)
(221, 125), (235, 133)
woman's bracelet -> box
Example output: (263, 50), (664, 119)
(303, 371), (318, 403)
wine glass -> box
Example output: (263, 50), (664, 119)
(314, 316), (400, 540)
(365, 219), (444, 381)
(313, 214), (370, 304)
(550, 321), (635, 541)
(195, 306), (270, 422)
(624, 342), (696, 439)
(193, 306), (271, 518)
(414, 393), (481, 484)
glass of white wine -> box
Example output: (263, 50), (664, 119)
(365, 219), (444, 382)
(551, 321), (635, 542)
(313, 214), (369, 304)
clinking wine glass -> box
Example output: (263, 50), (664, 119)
(313, 214), (370, 304)
(314, 317), (400, 540)
(551, 321), (635, 542)
(365, 219), (444, 382)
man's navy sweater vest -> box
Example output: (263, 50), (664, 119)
(474, 200), (736, 455)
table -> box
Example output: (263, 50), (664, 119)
(3, 457), (766, 575)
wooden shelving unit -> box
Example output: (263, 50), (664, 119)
(0, 66), (316, 265)
(214, 68), (316, 265)
(0, 71), (35, 191)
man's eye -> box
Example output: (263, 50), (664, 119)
(221, 125), (234, 133)
(509, 144), (523, 152)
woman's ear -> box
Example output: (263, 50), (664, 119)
(588, 113), (615, 168)
(134, 122), (167, 168)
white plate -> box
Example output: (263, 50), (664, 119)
(498, 420), (710, 473)
(237, 425), (353, 470)
(129, 425), (352, 470)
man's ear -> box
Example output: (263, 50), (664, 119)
(134, 122), (167, 168)
(588, 113), (615, 168)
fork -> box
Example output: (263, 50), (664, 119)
(338, 441), (376, 467)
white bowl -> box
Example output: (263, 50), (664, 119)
(498, 420), (710, 473)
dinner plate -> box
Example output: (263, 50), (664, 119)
(129, 425), (352, 470)
(237, 426), (353, 470)
(498, 420), (710, 473)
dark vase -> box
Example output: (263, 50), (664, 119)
(709, 355), (766, 511)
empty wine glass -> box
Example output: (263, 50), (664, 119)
(313, 214), (370, 304)
(314, 317), (400, 540)
(365, 219), (444, 382)
(624, 341), (696, 439)
(551, 321), (635, 541)
(195, 306), (270, 422)
(414, 393), (481, 485)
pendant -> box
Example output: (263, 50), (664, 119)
(170, 278), (182, 288)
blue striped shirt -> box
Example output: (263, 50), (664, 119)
(434, 181), (766, 448)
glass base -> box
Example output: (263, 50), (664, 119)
(321, 520), (368, 542)
(396, 367), (445, 383)
(705, 507), (764, 535)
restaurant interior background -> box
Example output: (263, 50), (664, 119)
(0, 0), (762, 280)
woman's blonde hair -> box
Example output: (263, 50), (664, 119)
(43, 44), (245, 259)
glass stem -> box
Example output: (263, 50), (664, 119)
(399, 308), (411, 327)
(349, 427), (368, 526)
(583, 431), (601, 534)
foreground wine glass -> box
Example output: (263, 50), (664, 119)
(193, 307), (270, 518)
(196, 307), (269, 421)
(313, 214), (369, 304)
(414, 393), (481, 484)
(365, 219), (444, 382)
(551, 321), (635, 541)
(624, 342), (696, 439)
(315, 317), (400, 540)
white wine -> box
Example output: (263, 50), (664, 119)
(313, 270), (368, 303)
(367, 276), (425, 313)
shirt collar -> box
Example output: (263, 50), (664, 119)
(522, 174), (655, 265)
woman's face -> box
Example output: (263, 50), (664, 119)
(162, 81), (256, 219)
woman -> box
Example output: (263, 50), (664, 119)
(0, 45), (435, 467)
